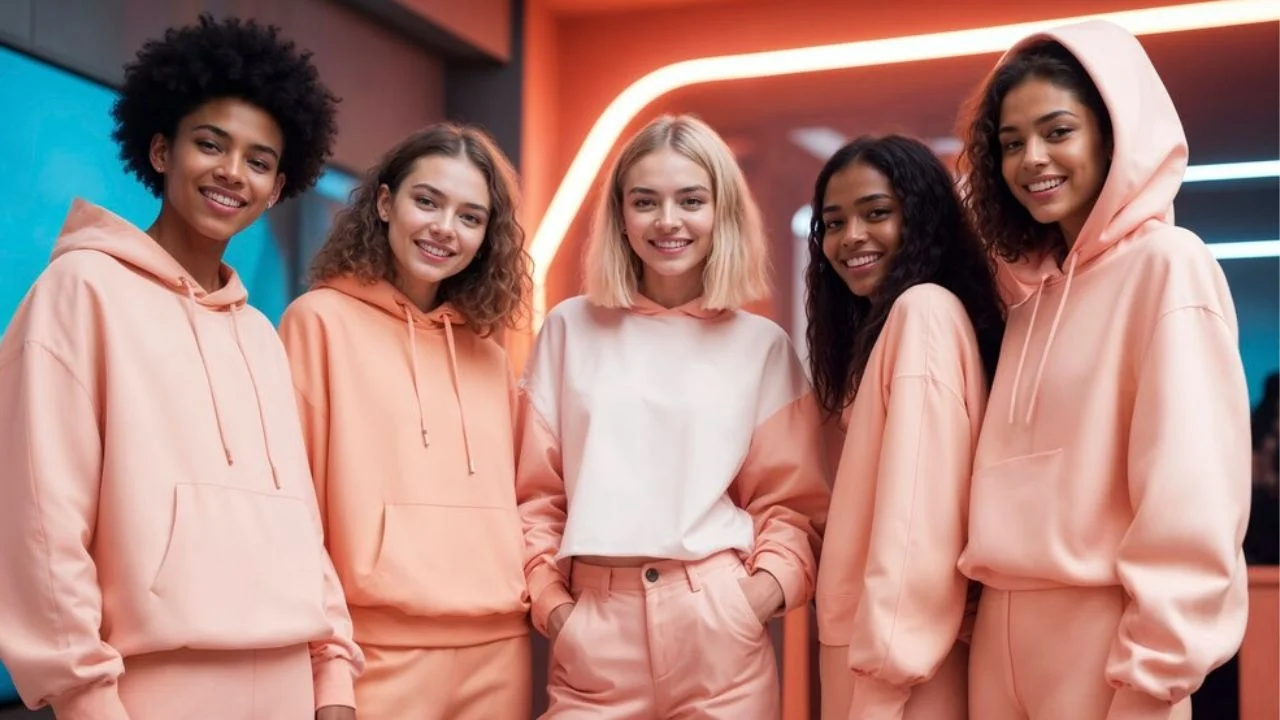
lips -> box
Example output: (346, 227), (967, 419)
(842, 251), (883, 270)
(199, 187), (248, 209)
(414, 239), (457, 260)
(1025, 176), (1066, 193)
(650, 237), (694, 254)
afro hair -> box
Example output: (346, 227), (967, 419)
(111, 13), (339, 200)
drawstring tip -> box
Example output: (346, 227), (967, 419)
(224, 448), (234, 465)
(421, 429), (430, 448)
(270, 464), (281, 489)
(467, 460), (476, 475)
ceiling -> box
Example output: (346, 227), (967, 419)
(542, 0), (749, 16)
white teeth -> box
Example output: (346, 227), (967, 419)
(845, 254), (881, 269)
(201, 189), (244, 208)
(653, 239), (692, 249)
(415, 241), (454, 258)
(1028, 178), (1066, 192)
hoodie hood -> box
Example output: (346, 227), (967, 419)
(996, 19), (1188, 303)
(317, 274), (476, 474)
(52, 199), (248, 309)
(628, 292), (726, 319)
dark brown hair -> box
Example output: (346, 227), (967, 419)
(309, 123), (531, 335)
(957, 40), (1113, 265)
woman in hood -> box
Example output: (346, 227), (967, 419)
(278, 123), (535, 720)
(0, 15), (362, 720)
(808, 135), (1004, 720)
(955, 20), (1250, 720)
(516, 114), (829, 718)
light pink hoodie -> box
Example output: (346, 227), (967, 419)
(957, 21), (1252, 708)
(0, 201), (363, 718)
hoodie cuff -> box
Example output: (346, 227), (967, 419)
(531, 577), (575, 637)
(1106, 686), (1178, 720)
(313, 657), (357, 711)
(49, 681), (130, 720)
(849, 674), (910, 720)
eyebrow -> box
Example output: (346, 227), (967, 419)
(998, 109), (1078, 134)
(627, 185), (711, 196)
(192, 124), (281, 160)
(822, 192), (893, 214)
(411, 182), (491, 213)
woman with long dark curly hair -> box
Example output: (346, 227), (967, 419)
(954, 21), (1249, 720)
(0, 14), (361, 720)
(807, 134), (1003, 720)
(278, 122), (534, 720)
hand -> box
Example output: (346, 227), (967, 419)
(316, 706), (356, 720)
(548, 601), (576, 645)
(737, 571), (785, 624)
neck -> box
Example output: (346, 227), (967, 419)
(395, 275), (441, 313)
(146, 205), (228, 292)
(640, 270), (702, 309)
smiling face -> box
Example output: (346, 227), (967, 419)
(620, 147), (716, 305)
(378, 152), (491, 310)
(820, 161), (902, 298)
(150, 97), (285, 242)
(998, 77), (1109, 244)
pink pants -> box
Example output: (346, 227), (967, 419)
(117, 645), (313, 719)
(818, 641), (968, 720)
(971, 586), (1192, 720)
(356, 635), (532, 719)
(543, 550), (779, 719)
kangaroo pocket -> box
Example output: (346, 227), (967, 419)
(966, 449), (1071, 580)
(147, 483), (328, 647)
(368, 503), (527, 618)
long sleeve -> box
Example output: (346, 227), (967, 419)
(514, 390), (573, 635)
(0, 340), (128, 719)
(844, 374), (974, 719)
(730, 390), (830, 611)
(277, 307), (363, 710)
(1107, 305), (1251, 712)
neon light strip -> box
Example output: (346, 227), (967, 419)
(1184, 160), (1280, 183)
(527, 0), (1280, 325)
(1212, 241), (1280, 260)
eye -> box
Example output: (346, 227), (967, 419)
(823, 218), (843, 231)
(1047, 126), (1075, 141)
(680, 197), (706, 209)
(461, 213), (485, 227)
(1001, 139), (1023, 153)
(415, 196), (437, 209)
(631, 198), (655, 210)
(196, 139), (220, 153)
(867, 207), (892, 221)
(248, 159), (271, 172)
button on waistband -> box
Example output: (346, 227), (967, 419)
(644, 568), (660, 582)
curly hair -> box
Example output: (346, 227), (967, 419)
(805, 135), (1006, 417)
(112, 13), (339, 200)
(308, 123), (531, 336)
(956, 40), (1113, 265)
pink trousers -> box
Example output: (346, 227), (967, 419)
(971, 586), (1192, 720)
(356, 635), (531, 719)
(543, 550), (779, 719)
(818, 640), (968, 720)
(117, 645), (313, 719)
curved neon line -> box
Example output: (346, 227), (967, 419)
(527, 0), (1280, 326)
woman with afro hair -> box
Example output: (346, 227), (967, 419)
(0, 14), (363, 720)
(279, 123), (535, 719)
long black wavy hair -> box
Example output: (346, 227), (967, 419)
(804, 135), (1006, 417)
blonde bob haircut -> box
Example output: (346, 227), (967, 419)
(584, 114), (770, 310)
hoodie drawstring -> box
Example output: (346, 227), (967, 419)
(228, 306), (281, 489)
(404, 305), (431, 449)
(182, 281), (233, 466)
(1006, 255), (1078, 425)
(401, 305), (476, 475)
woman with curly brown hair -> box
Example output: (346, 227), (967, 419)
(954, 20), (1250, 720)
(278, 123), (534, 720)
(806, 135), (1003, 720)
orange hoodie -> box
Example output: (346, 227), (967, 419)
(815, 284), (987, 717)
(278, 276), (529, 649)
(0, 200), (362, 718)
(956, 21), (1252, 709)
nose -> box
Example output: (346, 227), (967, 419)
(429, 213), (458, 240)
(212, 155), (247, 187)
(1021, 137), (1050, 170)
(842, 218), (868, 246)
(655, 201), (681, 233)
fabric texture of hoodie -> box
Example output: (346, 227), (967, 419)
(278, 276), (529, 649)
(956, 21), (1252, 707)
(0, 200), (363, 718)
(516, 295), (831, 635)
(816, 283), (987, 717)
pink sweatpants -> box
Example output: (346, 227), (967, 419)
(543, 550), (779, 719)
(818, 640), (968, 720)
(971, 586), (1192, 720)
(116, 645), (313, 719)
(356, 635), (532, 720)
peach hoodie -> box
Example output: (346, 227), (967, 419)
(278, 276), (529, 649)
(516, 295), (831, 634)
(956, 21), (1252, 710)
(816, 284), (987, 716)
(0, 201), (362, 718)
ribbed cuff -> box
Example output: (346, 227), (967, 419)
(49, 681), (129, 720)
(848, 674), (910, 720)
(313, 657), (357, 710)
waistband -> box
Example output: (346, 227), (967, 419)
(570, 550), (743, 593)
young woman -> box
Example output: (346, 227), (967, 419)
(809, 135), (1004, 720)
(278, 123), (534, 720)
(956, 20), (1250, 719)
(516, 114), (830, 718)
(0, 15), (361, 720)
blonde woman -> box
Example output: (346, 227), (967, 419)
(516, 114), (830, 719)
